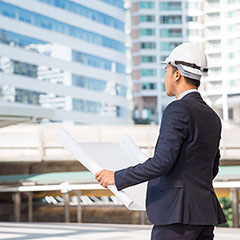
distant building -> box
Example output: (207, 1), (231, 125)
(0, 0), (132, 124)
(202, 0), (240, 124)
(131, 0), (240, 125)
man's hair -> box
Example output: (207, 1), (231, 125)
(171, 65), (200, 88)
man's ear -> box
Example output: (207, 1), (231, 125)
(175, 70), (181, 81)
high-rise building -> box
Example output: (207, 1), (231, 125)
(131, 0), (240, 125)
(0, 0), (131, 124)
(202, 0), (240, 124)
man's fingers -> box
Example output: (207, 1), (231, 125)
(95, 170), (103, 178)
(95, 170), (114, 188)
(96, 174), (102, 182)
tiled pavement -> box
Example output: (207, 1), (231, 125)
(0, 222), (239, 240)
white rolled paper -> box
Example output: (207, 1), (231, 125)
(57, 128), (134, 209)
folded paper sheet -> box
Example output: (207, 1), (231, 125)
(57, 128), (147, 210)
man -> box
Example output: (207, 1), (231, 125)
(95, 43), (226, 239)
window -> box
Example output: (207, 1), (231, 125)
(186, 16), (198, 22)
(0, 2), (125, 52)
(116, 106), (128, 118)
(160, 56), (168, 61)
(19, 10), (32, 23)
(228, 38), (240, 45)
(208, 40), (221, 48)
(13, 61), (38, 78)
(141, 56), (156, 63)
(98, 0), (124, 9)
(159, 2), (181, 11)
(227, 0), (240, 3)
(72, 99), (102, 114)
(186, 2), (200, 9)
(207, 0), (219, 3)
(140, 29), (155, 36)
(187, 29), (200, 36)
(160, 42), (181, 51)
(228, 23), (240, 32)
(229, 52), (240, 59)
(160, 15), (182, 24)
(229, 80), (238, 87)
(160, 29), (182, 38)
(38, 0), (124, 31)
(15, 89), (43, 105)
(72, 50), (125, 74)
(139, 15), (155, 22)
(208, 53), (221, 59)
(1, 3), (16, 18)
(72, 75), (106, 91)
(139, 2), (155, 9)
(229, 66), (240, 72)
(207, 26), (220, 34)
(140, 42), (156, 49)
(141, 82), (156, 90)
(210, 67), (221, 74)
(141, 69), (157, 76)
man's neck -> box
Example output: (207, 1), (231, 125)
(176, 87), (198, 99)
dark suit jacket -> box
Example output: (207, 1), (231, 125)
(115, 92), (226, 226)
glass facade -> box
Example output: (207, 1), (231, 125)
(0, 56), (127, 97)
(0, 0), (129, 123)
(0, 83), (128, 118)
(72, 74), (127, 96)
(0, 29), (125, 75)
(72, 99), (128, 118)
(38, 0), (124, 31)
(0, 29), (47, 49)
(0, 1), (125, 52)
(72, 50), (125, 74)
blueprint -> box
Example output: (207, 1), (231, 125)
(57, 128), (147, 210)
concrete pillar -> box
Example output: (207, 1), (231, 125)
(74, 191), (82, 223)
(230, 188), (239, 228)
(12, 192), (21, 222)
(62, 192), (70, 223)
(25, 192), (33, 222)
(139, 211), (145, 225)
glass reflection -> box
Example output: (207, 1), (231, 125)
(0, 56), (127, 97)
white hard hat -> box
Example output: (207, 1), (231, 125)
(161, 43), (208, 81)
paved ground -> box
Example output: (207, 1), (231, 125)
(0, 222), (239, 240)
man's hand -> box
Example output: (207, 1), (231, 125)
(95, 170), (115, 188)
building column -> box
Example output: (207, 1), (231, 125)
(25, 192), (33, 222)
(74, 191), (82, 223)
(139, 211), (145, 225)
(12, 192), (21, 222)
(62, 192), (70, 223)
(230, 188), (239, 228)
